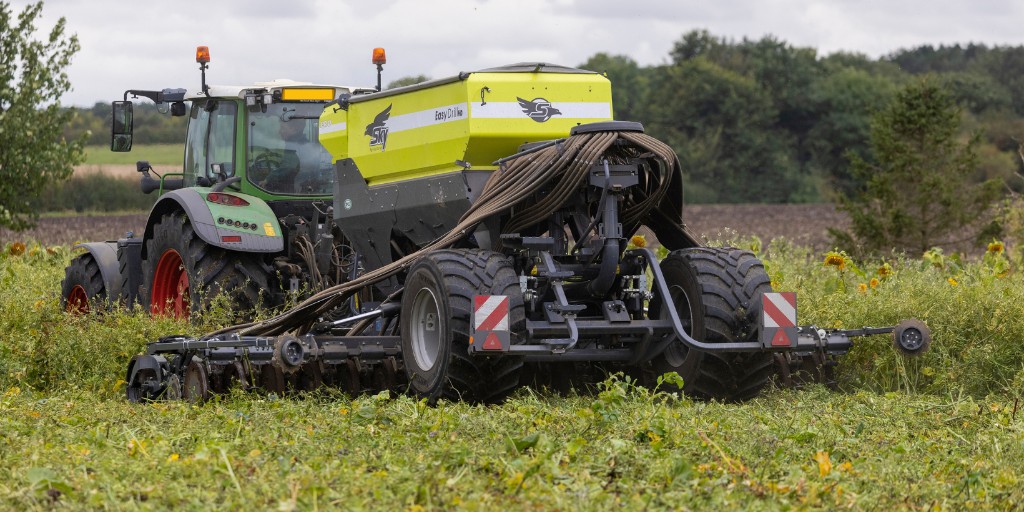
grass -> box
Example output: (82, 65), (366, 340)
(2, 238), (1024, 509)
(2, 385), (1021, 510)
(84, 144), (183, 166)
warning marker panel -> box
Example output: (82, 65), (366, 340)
(760, 292), (798, 348)
(471, 295), (511, 352)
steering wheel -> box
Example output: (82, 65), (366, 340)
(250, 150), (283, 182)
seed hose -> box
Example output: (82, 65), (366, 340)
(206, 128), (697, 338)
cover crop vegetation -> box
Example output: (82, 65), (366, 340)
(2, 237), (1023, 509)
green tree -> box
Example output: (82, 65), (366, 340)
(386, 75), (429, 89)
(805, 66), (897, 196)
(0, 1), (84, 230)
(941, 72), (1012, 115)
(578, 53), (648, 122)
(831, 80), (1003, 255)
(646, 59), (805, 203)
(978, 47), (1024, 116)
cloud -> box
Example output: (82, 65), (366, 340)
(9, 0), (1024, 106)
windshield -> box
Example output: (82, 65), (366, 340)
(248, 102), (333, 195)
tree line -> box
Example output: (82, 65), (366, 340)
(580, 30), (1024, 205)
(7, 2), (1014, 255)
(64, 101), (186, 146)
(63, 31), (1024, 208)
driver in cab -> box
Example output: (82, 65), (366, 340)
(257, 119), (311, 192)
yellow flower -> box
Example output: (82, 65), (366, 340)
(814, 451), (833, 477)
(869, 278), (879, 289)
(629, 234), (647, 248)
(877, 263), (893, 278)
(167, 453), (179, 462)
(857, 283), (868, 294)
(8, 242), (25, 256)
(823, 251), (846, 271)
(987, 240), (1005, 254)
(127, 438), (147, 457)
(947, 277), (958, 286)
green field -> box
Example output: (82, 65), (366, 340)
(83, 144), (183, 166)
(2, 240), (1023, 509)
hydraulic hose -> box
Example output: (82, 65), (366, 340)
(205, 128), (696, 339)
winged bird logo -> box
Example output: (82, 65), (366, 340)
(517, 97), (561, 123)
(365, 104), (392, 150)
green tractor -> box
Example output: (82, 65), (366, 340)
(60, 46), (374, 317)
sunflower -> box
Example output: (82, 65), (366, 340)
(823, 251), (847, 271)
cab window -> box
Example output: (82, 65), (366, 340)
(208, 102), (237, 178)
(183, 100), (237, 185)
(183, 105), (209, 185)
(248, 102), (334, 195)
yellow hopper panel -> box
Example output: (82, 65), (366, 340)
(319, 63), (612, 185)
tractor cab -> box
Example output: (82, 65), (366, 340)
(182, 81), (352, 199)
(110, 46), (373, 203)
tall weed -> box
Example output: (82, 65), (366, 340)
(768, 238), (1024, 397)
(2, 237), (1024, 399)
(0, 243), (241, 394)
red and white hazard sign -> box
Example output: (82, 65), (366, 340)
(761, 292), (797, 347)
(473, 295), (510, 352)
(763, 292), (796, 328)
(474, 295), (510, 331)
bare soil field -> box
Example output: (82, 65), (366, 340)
(1, 204), (849, 253)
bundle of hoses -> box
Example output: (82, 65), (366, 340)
(208, 129), (689, 339)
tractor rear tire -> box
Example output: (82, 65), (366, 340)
(61, 253), (106, 314)
(401, 249), (524, 404)
(649, 247), (775, 401)
(141, 212), (269, 319)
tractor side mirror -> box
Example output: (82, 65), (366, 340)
(111, 101), (134, 152)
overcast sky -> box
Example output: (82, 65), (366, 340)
(14, 0), (1024, 107)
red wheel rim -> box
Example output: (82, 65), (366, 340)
(151, 249), (190, 318)
(66, 285), (90, 314)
